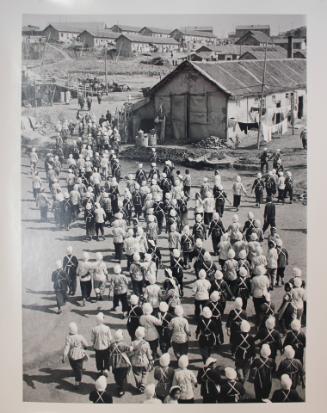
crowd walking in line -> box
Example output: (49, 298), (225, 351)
(30, 109), (305, 404)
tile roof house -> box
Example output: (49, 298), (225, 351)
(235, 30), (272, 46)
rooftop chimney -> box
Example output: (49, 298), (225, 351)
(287, 35), (293, 58)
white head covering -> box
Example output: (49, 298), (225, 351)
(260, 344), (271, 358)
(144, 383), (156, 399)
(159, 301), (169, 312)
(225, 367), (237, 380)
(96, 312), (104, 324)
(281, 374), (292, 390)
(135, 326), (145, 339)
(240, 320), (251, 333)
(178, 355), (189, 369)
(284, 345), (295, 359)
(95, 375), (107, 392)
(174, 305), (184, 317)
(143, 303), (153, 315)
(159, 353), (170, 367)
(69, 322), (78, 334)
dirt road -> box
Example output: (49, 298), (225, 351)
(22, 144), (306, 402)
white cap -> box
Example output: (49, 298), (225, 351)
(284, 345), (295, 359)
(227, 249), (236, 259)
(202, 306), (212, 319)
(114, 264), (121, 274)
(135, 326), (145, 339)
(215, 270), (224, 280)
(175, 305), (184, 317)
(130, 294), (139, 305)
(265, 316), (276, 330)
(225, 367), (237, 380)
(96, 312), (104, 324)
(66, 246), (73, 254)
(198, 269), (206, 279)
(113, 329), (124, 342)
(178, 355), (189, 369)
(69, 322), (78, 334)
(143, 303), (153, 315)
(291, 319), (301, 332)
(260, 343), (271, 358)
(159, 353), (170, 367)
(240, 320), (251, 333)
(210, 291), (220, 301)
(235, 297), (243, 310)
(159, 301), (169, 312)
(173, 249), (180, 258)
(195, 238), (203, 248)
(281, 374), (292, 390)
(95, 375), (107, 392)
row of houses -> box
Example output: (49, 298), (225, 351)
(130, 58), (306, 143)
(187, 43), (306, 62)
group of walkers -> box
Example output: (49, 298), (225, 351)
(29, 109), (306, 403)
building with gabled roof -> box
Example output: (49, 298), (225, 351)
(139, 26), (173, 38)
(78, 30), (119, 48)
(116, 33), (179, 56)
(110, 24), (142, 34)
(130, 59), (306, 143)
(235, 25), (271, 37)
(235, 30), (272, 46)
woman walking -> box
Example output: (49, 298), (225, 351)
(232, 176), (247, 211)
(62, 322), (88, 388)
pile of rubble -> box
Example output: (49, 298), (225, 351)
(192, 136), (230, 149)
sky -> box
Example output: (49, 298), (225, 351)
(22, 14), (306, 38)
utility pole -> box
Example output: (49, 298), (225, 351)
(257, 41), (268, 150)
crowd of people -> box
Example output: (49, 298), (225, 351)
(29, 110), (306, 404)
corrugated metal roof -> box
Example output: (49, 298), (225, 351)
(173, 28), (216, 38)
(236, 25), (270, 30)
(273, 37), (305, 44)
(150, 59), (306, 98)
(236, 30), (272, 44)
(111, 24), (141, 32)
(196, 44), (286, 56)
(80, 30), (119, 39)
(117, 33), (178, 45)
(239, 49), (287, 60)
(44, 22), (105, 33)
(140, 26), (173, 35)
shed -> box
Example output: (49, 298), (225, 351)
(235, 25), (271, 38)
(110, 24), (142, 34)
(131, 59), (306, 143)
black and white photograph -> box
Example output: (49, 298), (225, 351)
(20, 12), (308, 404)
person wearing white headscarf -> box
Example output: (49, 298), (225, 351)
(62, 322), (88, 388)
(172, 355), (197, 403)
(271, 374), (303, 402)
(89, 375), (113, 403)
(249, 344), (276, 401)
(91, 312), (112, 375)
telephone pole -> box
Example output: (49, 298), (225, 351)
(104, 45), (108, 94)
(257, 41), (268, 150)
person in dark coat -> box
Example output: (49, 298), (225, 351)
(213, 184), (228, 217)
(89, 375), (113, 403)
(197, 358), (220, 403)
(262, 196), (276, 233)
(250, 344), (276, 401)
(195, 307), (218, 363)
(235, 268), (251, 310)
(208, 212), (225, 256)
(62, 193), (73, 230)
(210, 270), (234, 314)
(63, 246), (78, 296)
(283, 319), (306, 364)
(234, 320), (256, 383)
(219, 367), (245, 403)
(226, 298), (247, 355)
(126, 295), (143, 341)
(271, 374), (303, 402)
(252, 173), (265, 207)
(277, 346), (305, 390)
(207, 291), (224, 347)
(260, 148), (269, 173)
(276, 239), (289, 286)
(157, 302), (173, 354)
(255, 316), (282, 361)
(84, 202), (95, 241)
(135, 163), (147, 186)
(52, 260), (68, 314)
(265, 171), (277, 201)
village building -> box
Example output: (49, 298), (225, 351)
(110, 24), (142, 35)
(78, 30), (119, 48)
(235, 30), (273, 46)
(235, 24), (271, 38)
(293, 49), (306, 58)
(116, 33), (179, 56)
(184, 26), (214, 34)
(272, 36), (306, 50)
(139, 26), (172, 38)
(42, 22), (105, 44)
(170, 28), (216, 48)
(239, 46), (287, 60)
(130, 59), (306, 143)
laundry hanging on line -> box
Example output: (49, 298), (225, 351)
(238, 122), (258, 134)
